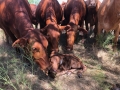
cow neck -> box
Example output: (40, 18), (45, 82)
(15, 11), (34, 38)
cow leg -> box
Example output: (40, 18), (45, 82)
(61, 19), (68, 26)
(113, 24), (120, 51)
(97, 22), (102, 36)
(94, 21), (98, 38)
(96, 22), (103, 44)
(85, 20), (89, 31)
(2, 27), (17, 43)
(3, 27), (21, 53)
(35, 23), (38, 29)
(4, 31), (10, 44)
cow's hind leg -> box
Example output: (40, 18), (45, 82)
(113, 24), (120, 51)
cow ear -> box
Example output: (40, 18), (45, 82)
(58, 25), (71, 31)
(12, 38), (28, 48)
(77, 26), (88, 35)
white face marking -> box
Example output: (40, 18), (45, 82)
(99, 0), (103, 3)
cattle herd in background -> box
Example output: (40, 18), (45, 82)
(0, 0), (120, 79)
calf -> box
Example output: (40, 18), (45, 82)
(48, 53), (86, 78)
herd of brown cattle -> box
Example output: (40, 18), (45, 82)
(0, 0), (120, 79)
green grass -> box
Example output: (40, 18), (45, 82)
(96, 32), (114, 48)
(0, 29), (120, 90)
(93, 72), (111, 90)
(0, 44), (35, 90)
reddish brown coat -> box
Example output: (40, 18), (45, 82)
(49, 53), (86, 78)
(61, 0), (86, 51)
(97, 0), (120, 50)
(36, 0), (66, 55)
(0, 0), (50, 73)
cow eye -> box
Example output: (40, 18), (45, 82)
(32, 48), (40, 52)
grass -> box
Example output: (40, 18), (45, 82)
(0, 40), (35, 90)
(0, 29), (120, 90)
(96, 32), (114, 48)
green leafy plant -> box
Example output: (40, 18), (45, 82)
(96, 32), (114, 48)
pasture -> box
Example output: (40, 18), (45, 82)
(0, 28), (120, 90)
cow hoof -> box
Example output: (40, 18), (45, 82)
(48, 71), (56, 79)
(77, 72), (82, 78)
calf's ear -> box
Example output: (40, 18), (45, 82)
(12, 38), (28, 48)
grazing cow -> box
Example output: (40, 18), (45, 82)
(36, 0), (67, 56)
(84, 0), (101, 36)
(97, 0), (120, 50)
(61, 0), (87, 51)
(48, 53), (86, 78)
(30, 4), (38, 28)
(0, 0), (50, 73)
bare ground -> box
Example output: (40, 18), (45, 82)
(0, 29), (120, 90)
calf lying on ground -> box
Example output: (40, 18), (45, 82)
(48, 53), (86, 78)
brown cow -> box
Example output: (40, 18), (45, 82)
(97, 0), (120, 50)
(84, 0), (101, 36)
(30, 4), (38, 28)
(48, 53), (86, 78)
(36, 0), (66, 56)
(61, 0), (87, 51)
(0, 0), (50, 73)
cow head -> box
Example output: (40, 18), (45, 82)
(84, 0), (97, 8)
(40, 23), (67, 55)
(12, 30), (50, 74)
(64, 23), (78, 51)
(64, 23), (88, 51)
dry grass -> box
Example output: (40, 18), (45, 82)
(0, 29), (120, 90)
